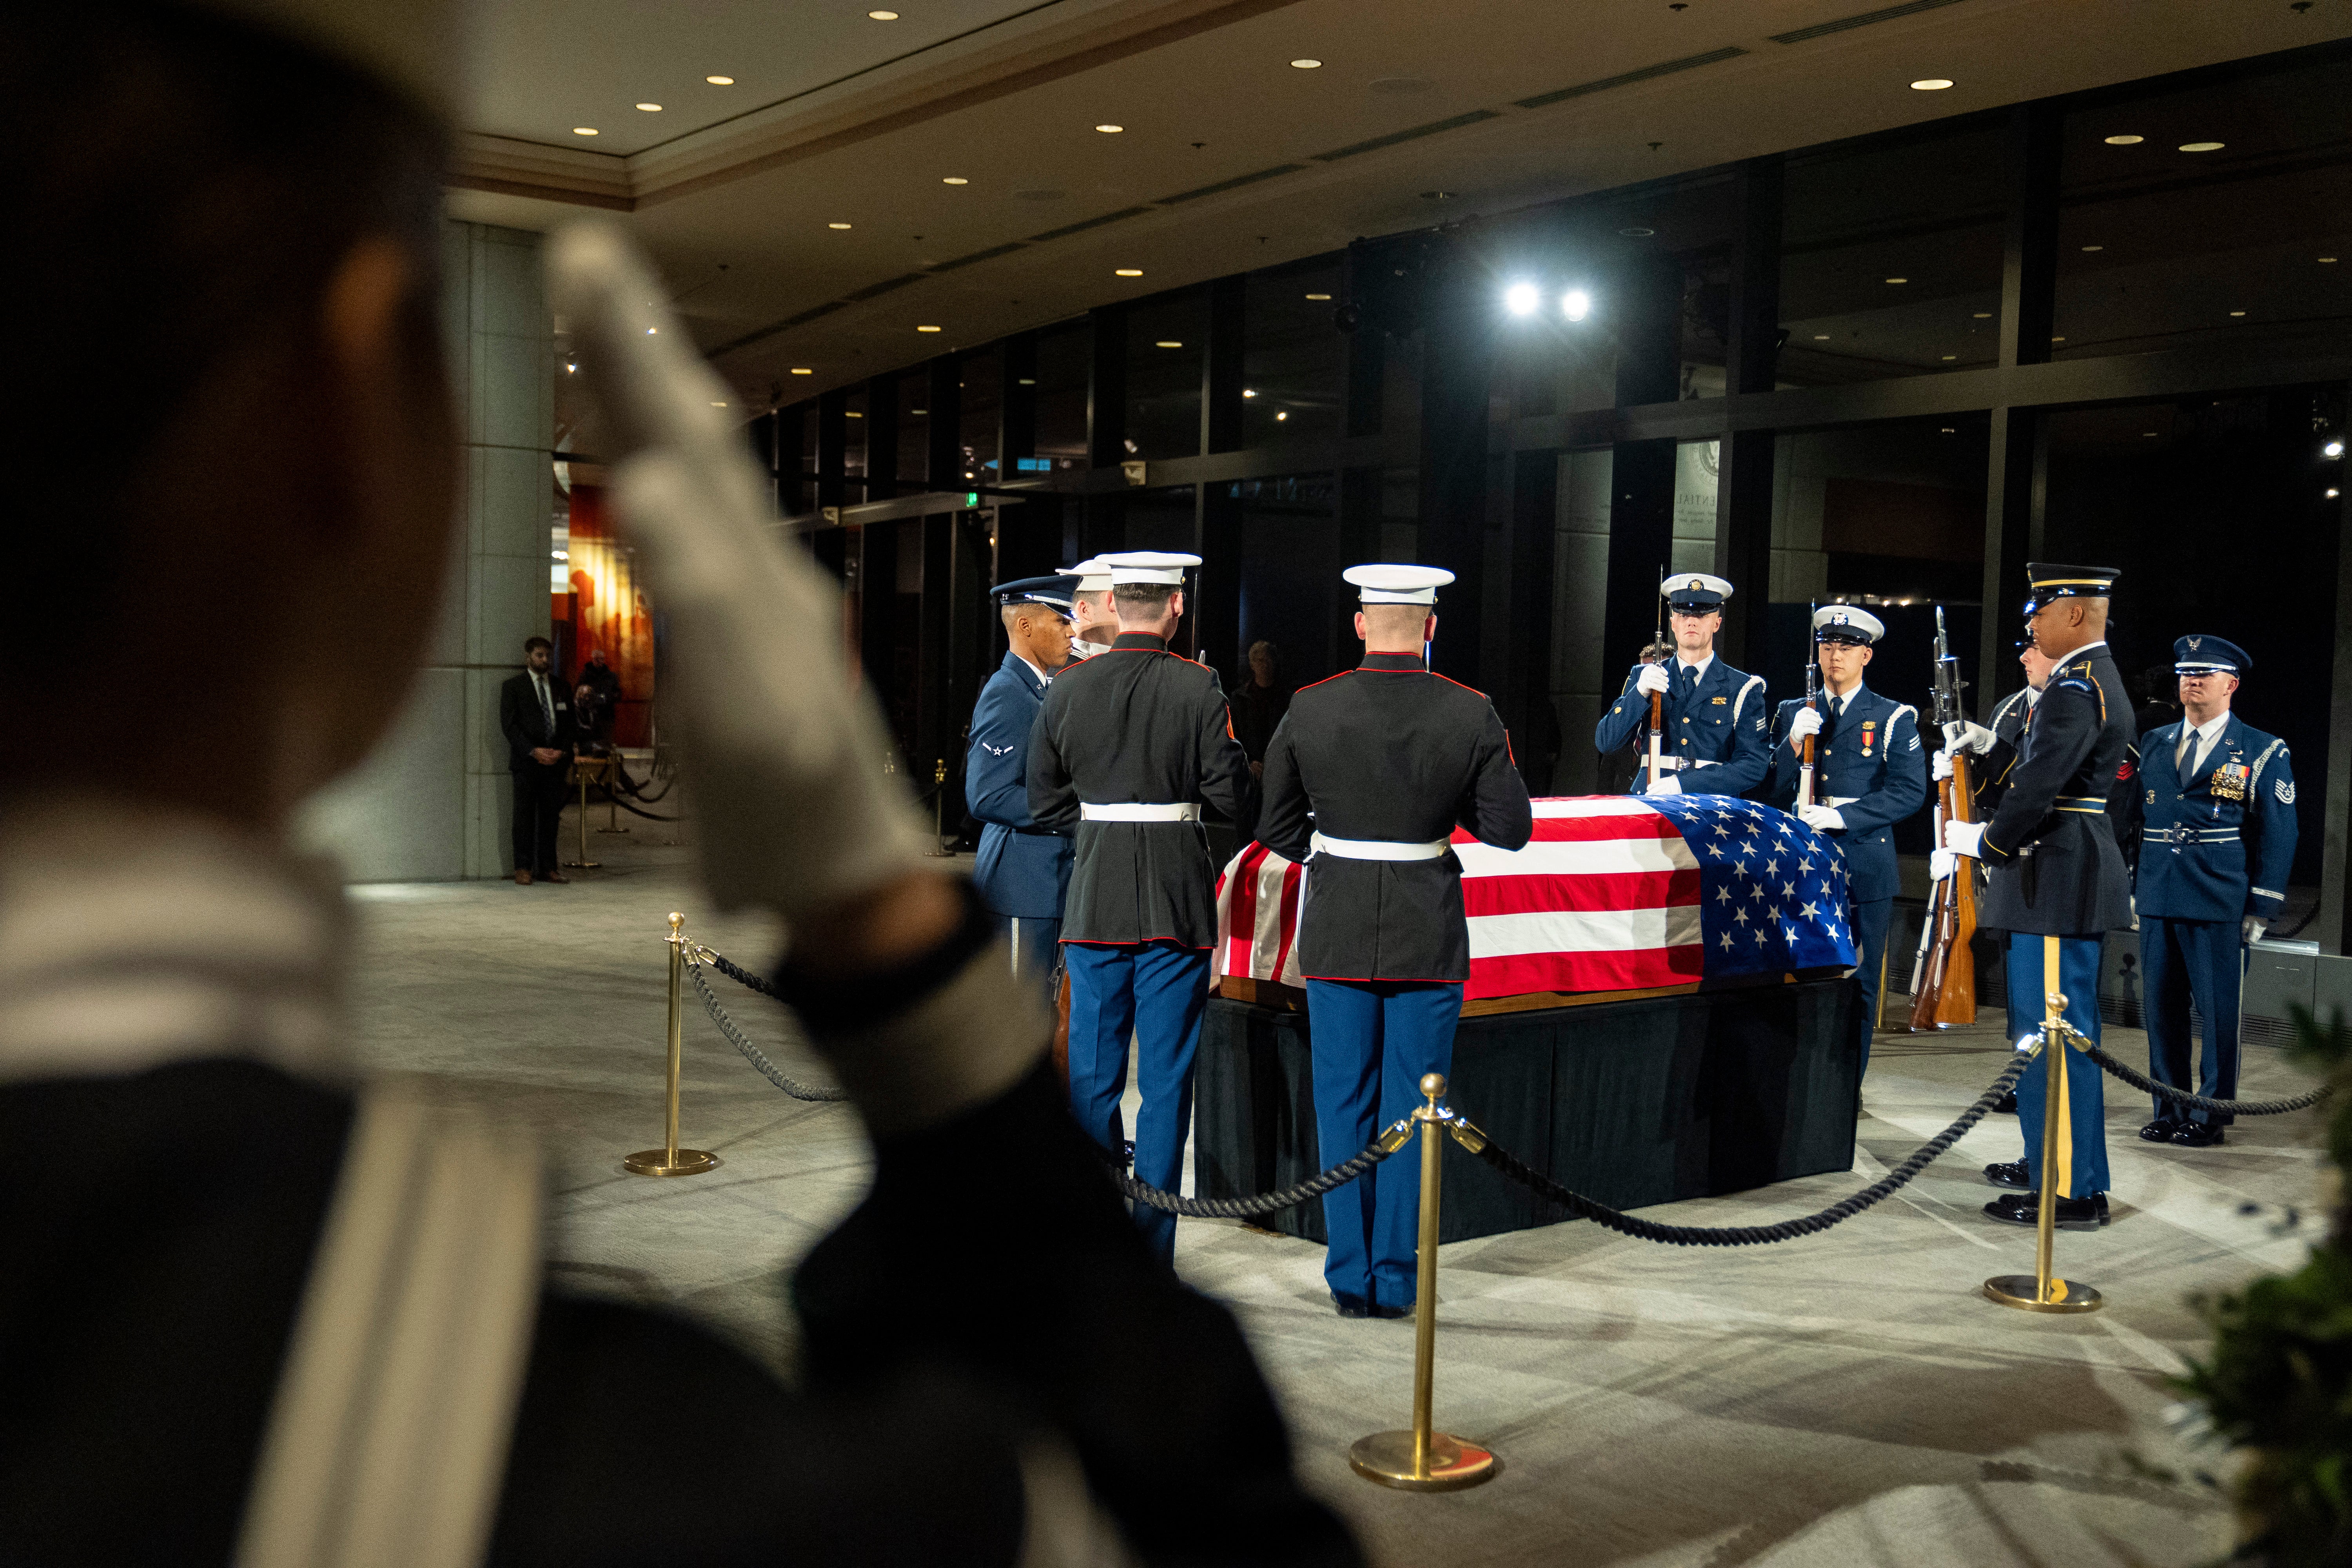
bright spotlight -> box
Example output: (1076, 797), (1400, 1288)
(1504, 281), (1541, 317)
(1562, 289), (1592, 321)
(2328, 439), (2345, 458)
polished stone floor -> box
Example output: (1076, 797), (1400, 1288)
(346, 825), (2319, 1567)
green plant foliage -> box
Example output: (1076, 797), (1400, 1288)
(2176, 1007), (2352, 1566)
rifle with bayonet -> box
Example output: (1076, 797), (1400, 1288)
(1797, 600), (1820, 810)
(1907, 604), (1977, 1029)
(1646, 564), (1667, 791)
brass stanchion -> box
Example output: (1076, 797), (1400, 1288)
(1350, 1073), (1497, 1491)
(1985, 933), (2101, 1313)
(597, 754), (630, 835)
(624, 912), (720, 1177)
(927, 757), (953, 857)
(563, 757), (602, 870)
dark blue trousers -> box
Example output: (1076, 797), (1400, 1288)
(1851, 895), (1894, 1075)
(1065, 940), (1209, 1265)
(991, 913), (1062, 1013)
(1304, 978), (1463, 1307)
(2141, 916), (2240, 1128)
(2005, 931), (2111, 1199)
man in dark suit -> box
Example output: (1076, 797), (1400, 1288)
(500, 635), (576, 885)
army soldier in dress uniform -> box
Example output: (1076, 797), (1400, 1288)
(1062, 557), (1118, 661)
(965, 574), (1079, 1005)
(1594, 573), (1771, 797)
(1029, 551), (1256, 1264)
(1765, 606), (1927, 1073)
(2117, 636), (2298, 1148)
(1940, 564), (2136, 1230)
(1256, 565), (1533, 1318)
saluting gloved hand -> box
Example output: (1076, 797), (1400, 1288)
(1929, 847), (1958, 883)
(1944, 819), (1987, 858)
(1635, 661), (1673, 697)
(2244, 916), (2270, 946)
(1798, 802), (1846, 832)
(1944, 719), (1996, 755)
(1931, 748), (1955, 782)
(1786, 706), (1823, 749)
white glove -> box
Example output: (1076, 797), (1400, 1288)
(1635, 662), (1672, 697)
(1944, 820), (1987, 857)
(1929, 848), (1958, 883)
(1798, 803), (1845, 832)
(1785, 706), (1823, 747)
(1644, 768), (1684, 796)
(2244, 916), (2269, 946)
(1931, 748), (1955, 782)
(1944, 719), (1996, 755)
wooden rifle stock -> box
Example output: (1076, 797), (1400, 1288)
(1646, 688), (1665, 788)
(1907, 752), (1978, 1029)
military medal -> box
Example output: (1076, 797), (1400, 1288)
(2211, 762), (2249, 802)
(1860, 719), (1876, 757)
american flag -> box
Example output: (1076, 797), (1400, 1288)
(1215, 795), (1856, 1002)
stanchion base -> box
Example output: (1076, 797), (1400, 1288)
(1348, 1430), (1498, 1491)
(596, 826), (632, 835)
(1984, 1273), (2103, 1313)
(624, 1148), (719, 1177)
(562, 860), (603, 870)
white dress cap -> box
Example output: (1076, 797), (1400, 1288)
(1810, 604), (1886, 644)
(179, 0), (467, 122)
(1343, 564), (1456, 605)
(1661, 573), (1735, 608)
(1099, 551), (1202, 586)
(1062, 557), (1116, 593)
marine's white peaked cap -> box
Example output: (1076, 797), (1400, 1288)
(1343, 564), (1455, 605)
(1100, 551), (1201, 586)
(179, 0), (468, 121)
(1062, 557), (1116, 593)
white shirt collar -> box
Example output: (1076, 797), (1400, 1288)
(1824, 679), (1864, 713)
(2184, 711), (2230, 747)
(1676, 652), (1714, 684)
(0, 797), (351, 1087)
(1017, 653), (1053, 688)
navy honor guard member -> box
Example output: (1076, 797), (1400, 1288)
(1940, 564), (2136, 1230)
(1764, 606), (1927, 1072)
(964, 574), (1080, 1004)
(1593, 573), (1771, 797)
(1029, 550), (1256, 1263)
(2119, 636), (2298, 1148)
(1258, 565), (1533, 1319)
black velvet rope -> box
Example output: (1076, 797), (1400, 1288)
(1105, 1119), (1412, 1217)
(2077, 1036), (2327, 1116)
(682, 959), (851, 1102)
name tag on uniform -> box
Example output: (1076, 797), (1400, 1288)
(1711, 696), (1726, 704)
(2211, 762), (2249, 802)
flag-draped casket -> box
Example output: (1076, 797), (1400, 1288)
(1214, 795), (1858, 1003)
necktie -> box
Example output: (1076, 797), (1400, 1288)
(537, 673), (554, 735)
(2176, 724), (2205, 776)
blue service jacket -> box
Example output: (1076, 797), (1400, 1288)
(1763, 684), (1928, 906)
(1593, 657), (1771, 796)
(2121, 714), (2298, 923)
(965, 651), (1073, 919)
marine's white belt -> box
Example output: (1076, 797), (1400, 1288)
(1080, 802), (1200, 822)
(1311, 831), (1452, 861)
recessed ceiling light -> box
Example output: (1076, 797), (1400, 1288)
(1276, 410), (1289, 420)
(2229, 310), (2246, 317)
(1885, 277), (1908, 284)
(917, 325), (942, 332)
(637, 102), (662, 112)
(2142, 431), (2158, 438)
(1114, 267), (1143, 276)
(1096, 123), (1124, 133)
(2322, 257), (2340, 264)
(845, 410), (862, 417)
(1305, 292), (1332, 300)
(1940, 354), (1956, 360)
(942, 176), (969, 185)
(1812, 334), (1829, 340)
(868, 8), (899, 17)
(1018, 377), (1036, 385)
(2179, 141), (2225, 152)
(1618, 226), (1656, 238)
(828, 221), (853, 229)
(710, 401), (728, 407)
(1973, 312), (1993, 318)
(1421, 190), (1454, 200)
(791, 368), (813, 375)
(2103, 133), (2143, 145)
(706, 75), (735, 85)
(2052, 336), (2066, 342)
(1290, 58), (1322, 69)
(1155, 340), (1183, 348)
(2332, 488), (2343, 499)
(2080, 244), (2103, 252)
(573, 127), (599, 136)
(1910, 78), (1954, 91)
(1242, 388), (1258, 397)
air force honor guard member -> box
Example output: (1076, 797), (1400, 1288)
(1765, 606), (1927, 1071)
(1594, 573), (1771, 796)
(1029, 551), (1256, 1263)
(965, 574), (1079, 1004)
(1941, 565), (2136, 1230)
(1258, 566), (1533, 1318)
(2122, 636), (2298, 1148)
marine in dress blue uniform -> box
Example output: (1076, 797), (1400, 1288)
(965, 575), (1080, 1006)
(1764, 606), (1927, 1074)
(1943, 564), (2136, 1230)
(1029, 552), (1256, 1264)
(1256, 566), (1533, 1318)
(2116, 636), (2298, 1147)
(1593, 573), (1771, 797)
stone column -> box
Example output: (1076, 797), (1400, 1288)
(298, 220), (552, 880)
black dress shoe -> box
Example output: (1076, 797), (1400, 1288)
(1983, 1159), (2029, 1190)
(1368, 1299), (1414, 1320)
(1331, 1291), (1372, 1319)
(2172, 1123), (2226, 1148)
(2140, 1119), (2183, 1143)
(1982, 1191), (2110, 1230)
(1992, 1090), (2018, 1115)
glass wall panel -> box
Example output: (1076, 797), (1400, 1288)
(2040, 386), (2343, 890)
(959, 350), (1002, 487)
(1033, 323), (1090, 465)
(1245, 258), (1345, 446)
(1550, 447), (1614, 795)
(895, 375), (929, 490)
(2055, 54), (2352, 361)
(1126, 292), (1208, 461)
(842, 387), (869, 491)
(1381, 329), (1423, 450)
(1234, 474), (1343, 690)
(1779, 121), (2007, 385)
